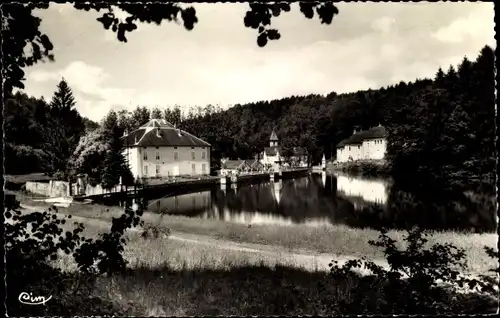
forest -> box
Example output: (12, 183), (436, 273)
(4, 45), (495, 193)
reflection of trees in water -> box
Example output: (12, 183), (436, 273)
(337, 183), (496, 233)
(210, 176), (340, 224)
(115, 173), (495, 233)
(142, 191), (212, 216)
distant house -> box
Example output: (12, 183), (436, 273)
(336, 125), (387, 163)
(247, 158), (264, 171)
(219, 159), (251, 176)
(121, 118), (211, 179)
(260, 129), (308, 170)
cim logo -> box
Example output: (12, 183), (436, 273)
(18, 292), (52, 305)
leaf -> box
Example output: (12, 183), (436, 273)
(299, 2), (315, 19)
(257, 32), (268, 47)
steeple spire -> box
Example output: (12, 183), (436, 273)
(270, 128), (278, 147)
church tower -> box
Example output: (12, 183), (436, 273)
(270, 129), (278, 147)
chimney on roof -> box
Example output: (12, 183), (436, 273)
(378, 123), (382, 127)
(123, 129), (128, 137)
(156, 127), (160, 137)
(176, 128), (182, 137)
(134, 135), (137, 144)
(353, 128), (357, 135)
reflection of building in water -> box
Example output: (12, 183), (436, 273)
(321, 171), (326, 187)
(231, 183), (238, 192)
(271, 180), (282, 205)
(336, 174), (388, 205)
(201, 206), (332, 227)
(155, 191), (211, 214)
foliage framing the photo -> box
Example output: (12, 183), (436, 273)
(1, 2), (339, 96)
(4, 197), (145, 315)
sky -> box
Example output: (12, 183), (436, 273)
(23, 2), (495, 122)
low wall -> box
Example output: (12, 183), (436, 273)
(26, 180), (132, 198)
(26, 180), (70, 198)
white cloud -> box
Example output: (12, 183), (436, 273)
(21, 2), (495, 122)
(432, 6), (493, 43)
(27, 61), (135, 121)
(371, 16), (395, 35)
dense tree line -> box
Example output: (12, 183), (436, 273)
(4, 79), (87, 177)
(5, 45), (494, 193)
(178, 45), (495, 192)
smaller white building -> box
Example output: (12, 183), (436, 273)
(336, 125), (387, 163)
(219, 159), (251, 176)
(260, 129), (308, 170)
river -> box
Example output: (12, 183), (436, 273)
(110, 172), (496, 233)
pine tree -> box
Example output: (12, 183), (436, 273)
(434, 67), (445, 87)
(151, 107), (163, 120)
(101, 127), (134, 189)
(45, 79), (83, 178)
(102, 110), (118, 132)
(50, 78), (76, 111)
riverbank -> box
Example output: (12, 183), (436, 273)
(327, 159), (391, 178)
(11, 196), (498, 315)
(14, 191), (497, 276)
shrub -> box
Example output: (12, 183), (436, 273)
(4, 195), (145, 315)
(327, 227), (497, 314)
(140, 224), (172, 239)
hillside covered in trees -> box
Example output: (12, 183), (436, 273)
(4, 45), (494, 193)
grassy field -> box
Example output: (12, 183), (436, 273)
(28, 195), (496, 276)
(13, 188), (497, 275)
(41, 215), (495, 316)
(7, 195), (498, 316)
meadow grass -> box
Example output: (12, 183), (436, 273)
(45, 219), (497, 316)
(44, 200), (498, 276)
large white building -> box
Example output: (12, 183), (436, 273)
(121, 119), (211, 179)
(336, 125), (387, 163)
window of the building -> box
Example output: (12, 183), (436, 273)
(144, 165), (148, 176)
(156, 164), (160, 175)
(348, 146), (351, 151)
(174, 152), (179, 160)
(192, 151), (196, 160)
(156, 151), (160, 160)
(143, 150), (148, 160)
(202, 151), (206, 160)
(202, 163), (206, 174)
(192, 163), (196, 174)
(358, 145), (360, 149)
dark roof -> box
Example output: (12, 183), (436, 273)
(145, 118), (175, 128)
(263, 146), (308, 156)
(337, 126), (387, 148)
(270, 129), (278, 141)
(222, 160), (250, 170)
(247, 159), (263, 167)
(264, 146), (279, 156)
(121, 119), (210, 147)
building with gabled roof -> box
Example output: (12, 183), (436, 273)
(219, 159), (251, 176)
(121, 118), (211, 179)
(336, 125), (387, 163)
(260, 129), (308, 170)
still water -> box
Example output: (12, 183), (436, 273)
(114, 173), (496, 233)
